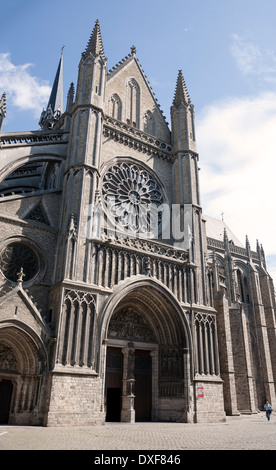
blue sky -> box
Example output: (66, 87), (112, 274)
(1, 0), (276, 284)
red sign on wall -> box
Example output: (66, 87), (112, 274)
(198, 383), (204, 398)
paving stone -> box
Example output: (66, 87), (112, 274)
(0, 413), (275, 451)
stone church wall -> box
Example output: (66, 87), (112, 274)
(194, 379), (225, 423)
(46, 373), (105, 426)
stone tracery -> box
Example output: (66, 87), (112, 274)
(102, 161), (164, 233)
(0, 242), (39, 283)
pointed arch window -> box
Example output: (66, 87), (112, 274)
(189, 107), (196, 141)
(195, 313), (219, 376)
(109, 93), (122, 120)
(143, 110), (155, 136)
(126, 78), (140, 128)
(237, 269), (250, 303)
(58, 290), (96, 368)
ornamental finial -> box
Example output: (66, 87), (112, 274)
(17, 267), (25, 285)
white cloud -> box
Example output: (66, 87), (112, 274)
(197, 92), (276, 284)
(230, 34), (276, 79)
(0, 53), (51, 117)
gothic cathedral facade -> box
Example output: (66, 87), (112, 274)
(0, 20), (275, 426)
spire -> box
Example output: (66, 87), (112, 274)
(261, 243), (267, 269)
(171, 69), (197, 153)
(46, 49), (64, 115)
(39, 50), (64, 130)
(0, 92), (7, 132)
(224, 228), (232, 258)
(224, 227), (229, 245)
(246, 235), (251, 259)
(84, 19), (105, 58)
(256, 240), (267, 269)
(173, 70), (191, 107)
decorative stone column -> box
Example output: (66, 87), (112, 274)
(183, 347), (193, 423)
(215, 288), (240, 416)
(150, 349), (159, 421)
(121, 342), (135, 423)
(239, 303), (258, 413)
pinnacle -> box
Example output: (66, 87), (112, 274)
(173, 70), (191, 106)
(0, 92), (6, 116)
(0, 92), (6, 132)
(85, 19), (106, 58)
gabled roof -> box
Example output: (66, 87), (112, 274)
(204, 214), (244, 247)
(107, 45), (137, 78)
(107, 46), (169, 126)
(0, 283), (53, 337)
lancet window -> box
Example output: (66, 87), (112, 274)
(57, 290), (96, 369)
(237, 269), (250, 303)
(109, 93), (122, 120)
(194, 312), (219, 376)
(143, 110), (155, 136)
(126, 78), (140, 128)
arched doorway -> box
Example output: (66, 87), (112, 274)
(102, 279), (192, 423)
(0, 324), (48, 425)
(105, 343), (153, 422)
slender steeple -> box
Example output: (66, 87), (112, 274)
(0, 92), (7, 132)
(46, 49), (64, 115)
(39, 50), (64, 130)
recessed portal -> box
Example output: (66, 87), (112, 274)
(105, 346), (152, 422)
(104, 282), (189, 423)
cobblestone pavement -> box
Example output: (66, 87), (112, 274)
(0, 413), (275, 451)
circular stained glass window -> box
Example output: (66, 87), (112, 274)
(102, 162), (164, 233)
(0, 242), (39, 283)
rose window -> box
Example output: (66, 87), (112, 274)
(102, 162), (164, 233)
(0, 242), (39, 283)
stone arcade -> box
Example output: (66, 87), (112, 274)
(0, 20), (275, 426)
